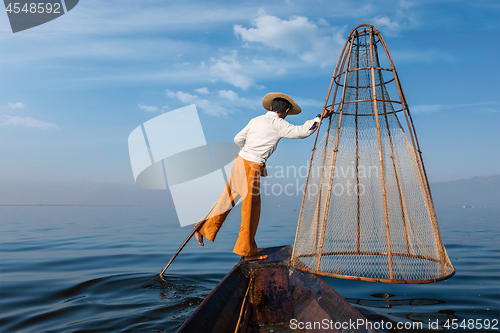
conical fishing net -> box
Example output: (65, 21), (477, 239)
(291, 25), (455, 283)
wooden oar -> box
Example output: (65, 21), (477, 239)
(158, 221), (205, 278)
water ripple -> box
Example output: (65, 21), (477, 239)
(0, 205), (498, 332)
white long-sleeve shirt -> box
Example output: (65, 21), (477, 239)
(234, 111), (320, 164)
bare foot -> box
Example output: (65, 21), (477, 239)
(195, 231), (204, 246)
(244, 253), (268, 261)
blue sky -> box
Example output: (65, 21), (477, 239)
(0, 0), (498, 204)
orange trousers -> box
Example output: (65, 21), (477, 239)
(195, 155), (266, 256)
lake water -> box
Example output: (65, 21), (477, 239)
(0, 204), (498, 332)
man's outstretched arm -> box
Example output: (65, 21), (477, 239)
(279, 116), (321, 139)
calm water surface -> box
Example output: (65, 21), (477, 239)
(0, 205), (498, 332)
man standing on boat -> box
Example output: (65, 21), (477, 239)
(194, 92), (330, 261)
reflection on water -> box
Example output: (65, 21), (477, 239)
(371, 293), (396, 299)
(0, 272), (213, 332)
(347, 296), (445, 308)
(347, 295), (458, 331)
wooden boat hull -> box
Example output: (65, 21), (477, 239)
(177, 245), (378, 332)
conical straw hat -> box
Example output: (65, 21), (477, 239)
(262, 92), (301, 115)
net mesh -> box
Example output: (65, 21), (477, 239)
(291, 25), (454, 283)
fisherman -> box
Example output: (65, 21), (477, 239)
(194, 92), (330, 261)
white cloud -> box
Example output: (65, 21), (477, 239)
(252, 58), (286, 75)
(356, 3), (375, 17)
(210, 51), (255, 90)
(399, 0), (415, 10)
(138, 104), (159, 112)
(368, 1), (420, 37)
(177, 91), (198, 104)
(218, 90), (239, 101)
(165, 89), (232, 117)
(165, 89), (198, 103)
(317, 18), (329, 26)
(373, 16), (400, 31)
(233, 14), (344, 67)
(293, 97), (324, 108)
(195, 87), (210, 94)
(0, 116), (59, 129)
(6, 102), (26, 110)
(391, 49), (454, 64)
(411, 104), (446, 113)
(196, 99), (232, 117)
(2, 2), (259, 37)
(411, 101), (498, 114)
(1, 102), (27, 110)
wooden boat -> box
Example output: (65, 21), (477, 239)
(177, 245), (378, 332)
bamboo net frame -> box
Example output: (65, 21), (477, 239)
(290, 24), (455, 284)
